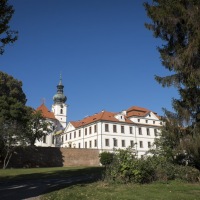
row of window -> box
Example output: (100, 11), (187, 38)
(105, 139), (152, 148)
(137, 118), (163, 125)
(64, 126), (158, 142)
(70, 139), (152, 149)
(105, 124), (130, 133)
(139, 128), (158, 136)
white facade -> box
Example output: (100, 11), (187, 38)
(34, 76), (67, 147)
(60, 107), (162, 158)
(52, 103), (67, 129)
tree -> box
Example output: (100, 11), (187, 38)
(25, 108), (53, 146)
(0, 0), (18, 55)
(144, 1), (200, 168)
(0, 71), (27, 168)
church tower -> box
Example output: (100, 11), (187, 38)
(52, 75), (67, 129)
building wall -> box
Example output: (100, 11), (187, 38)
(61, 114), (161, 158)
(52, 103), (67, 129)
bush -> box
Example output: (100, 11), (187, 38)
(102, 149), (200, 184)
(174, 165), (200, 182)
(99, 152), (113, 167)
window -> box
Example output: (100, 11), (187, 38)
(89, 140), (92, 148)
(160, 122), (163, 125)
(121, 126), (124, 133)
(153, 121), (155, 124)
(138, 119), (140, 122)
(79, 130), (81, 137)
(139, 127), (142, 135)
(130, 140), (134, 147)
(139, 141), (143, 148)
(113, 139), (118, 147)
(60, 109), (63, 114)
(94, 139), (97, 147)
(74, 131), (76, 138)
(70, 133), (71, 139)
(78, 143), (81, 148)
(149, 114), (151, 117)
(61, 136), (63, 143)
(105, 124), (109, 132)
(113, 125), (117, 132)
(65, 134), (67, 141)
(52, 136), (54, 144)
(154, 129), (157, 136)
(147, 128), (150, 135)
(130, 127), (133, 134)
(146, 120), (148, 123)
(105, 139), (109, 146)
(148, 142), (151, 148)
(89, 126), (91, 134)
(85, 142), (87, 148)
(94, 124), (97, 132)
(85, 128), (87, 135)
(122, 140), (125, 147)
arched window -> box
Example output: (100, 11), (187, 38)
(60, 109), (63, 114)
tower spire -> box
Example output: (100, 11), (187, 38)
(53, 74), (67, 104)
(59, 73), (62, 85)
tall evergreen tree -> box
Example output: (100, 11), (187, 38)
(0, 71), (27, 168)
(144, 0), (200, 168)
(0, 0), (18, 55)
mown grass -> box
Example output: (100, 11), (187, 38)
(0, 166), (103, 182)
(41, 180), (200, 200)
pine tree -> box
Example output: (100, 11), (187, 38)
(0, 71), (27, 168)
(0, 0), (18, 55)
(144, 0), (200, 168)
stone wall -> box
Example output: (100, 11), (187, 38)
(5, 147), (100, 168)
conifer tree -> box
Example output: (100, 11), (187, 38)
(0, 0), (18, 55)
(144, 0), (200, 168)
(0, 71), (27, 168)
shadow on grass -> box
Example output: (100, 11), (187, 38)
(0, 167), (104, 200)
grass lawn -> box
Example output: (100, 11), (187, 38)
(41, 180), (200, 200)
(0, 166), (103, 182)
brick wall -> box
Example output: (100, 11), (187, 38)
(5, 147), (100, 168)
(60, 148), (100, 166)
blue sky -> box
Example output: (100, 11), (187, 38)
(1, 0), (178, 121)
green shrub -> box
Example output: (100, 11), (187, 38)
(174, 165), (200, 182)
(102, 149), (200, 184)
(99, 152), (113, 167)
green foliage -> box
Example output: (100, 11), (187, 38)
(0, 72), (28, 168)
(104, 148), (155, 184)
(0, 0), (18, 55)
(99, 152), (113, 166)
(25, 108), (53, 146)
(103, 148), (200, 184)
(144, 0), (200, 169)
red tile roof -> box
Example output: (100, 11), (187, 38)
(36, 104), (56, 120)
(70, 110), (133, 128)
(126, 106), (160, 119)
